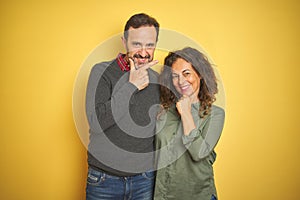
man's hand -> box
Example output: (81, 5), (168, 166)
(129, 58), (158, 91)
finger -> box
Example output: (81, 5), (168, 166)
(176, 102), (182, 113)
(140, 60), (159, 70)
(144, 75), (149, 83)
(129, 58), (136, 71)
(140, 81), (149, 90)
(182, 95), (190, 102)
(139, 70), (148, 77)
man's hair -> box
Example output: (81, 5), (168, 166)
(124, 13), (160, 41)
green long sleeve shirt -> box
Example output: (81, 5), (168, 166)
(154, 103), (225, 200)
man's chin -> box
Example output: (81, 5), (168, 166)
(137, 58), (153, 66)
(136, 63), (147, 68)
(136, 62), (150, 68)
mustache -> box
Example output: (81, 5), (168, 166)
(133, 54), (151, 59)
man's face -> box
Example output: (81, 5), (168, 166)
(123, 26), (157, 68)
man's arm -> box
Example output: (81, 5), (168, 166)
(86, 62), (137, 133)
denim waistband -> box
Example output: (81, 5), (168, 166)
(89, 166), (154, 178)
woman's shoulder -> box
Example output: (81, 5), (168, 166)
(211, 105), (225, 115)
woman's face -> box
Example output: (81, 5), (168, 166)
(171, 58), (201, 103)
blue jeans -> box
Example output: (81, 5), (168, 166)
(211, 194), (218, 200)
(86, 167), (155, 200)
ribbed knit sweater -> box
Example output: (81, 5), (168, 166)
(86, 59), (160, 176)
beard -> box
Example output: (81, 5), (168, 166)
(133, 53), (151, 59)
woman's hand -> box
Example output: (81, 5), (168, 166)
(176, 95), (196, 136)
(176, 95), (192, 116)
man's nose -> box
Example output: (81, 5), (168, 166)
(138, 47), (147, 57)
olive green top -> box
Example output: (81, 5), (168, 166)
(154, 103), (225, 200)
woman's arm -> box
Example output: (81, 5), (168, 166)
(182, 106), (225, 161)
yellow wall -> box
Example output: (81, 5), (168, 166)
(1, 0), (300, 199)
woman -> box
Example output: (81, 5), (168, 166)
(154, 47), (225, 200)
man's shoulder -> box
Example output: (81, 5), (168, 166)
(89, 59), (119, 77)
(92, 59), (116, 70)
(148, 68), (159, 76)
(148, 68), (159, 83)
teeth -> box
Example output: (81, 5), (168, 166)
(180, 85), (189, 90)
(139, 59), (146, 62)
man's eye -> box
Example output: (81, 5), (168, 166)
(133, 43), (141, 47)
(146, 44), (155, 48)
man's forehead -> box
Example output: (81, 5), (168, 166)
(126, 26), (157, 39)
(128, 25), (155, 30)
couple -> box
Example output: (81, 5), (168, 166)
(85, 13), (225, 200)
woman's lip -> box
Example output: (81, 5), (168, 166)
(180, 85), (190, 90)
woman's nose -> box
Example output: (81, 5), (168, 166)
(178, 75), (186, 84)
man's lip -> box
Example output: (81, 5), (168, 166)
(136, 58), (148, 63)
(137, 57), (147, 60)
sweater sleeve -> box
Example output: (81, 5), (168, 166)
(181, 106), (225, 161)
(85, 62), (137, 133)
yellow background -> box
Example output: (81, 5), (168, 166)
(1, 0), (300, 199)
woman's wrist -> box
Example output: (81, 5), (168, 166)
(181, 112), (196, 136)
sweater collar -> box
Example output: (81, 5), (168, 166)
(116, 53), (130, 71)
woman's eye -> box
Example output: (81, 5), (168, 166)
(172, 74), (179, 79)
(183, 72), (191, 77)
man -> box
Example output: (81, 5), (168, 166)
(85, 13), (160, 199)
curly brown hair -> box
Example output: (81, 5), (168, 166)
(159, 47), (218, 118)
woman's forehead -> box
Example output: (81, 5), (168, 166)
(171, 58), (193, 72)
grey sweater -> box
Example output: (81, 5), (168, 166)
(86, 59), (160, 176)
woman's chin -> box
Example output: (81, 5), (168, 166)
(180, 91), (192, 97)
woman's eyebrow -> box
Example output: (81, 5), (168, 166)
(182, 69), (191, 73)
(172, 69), (190, 74)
